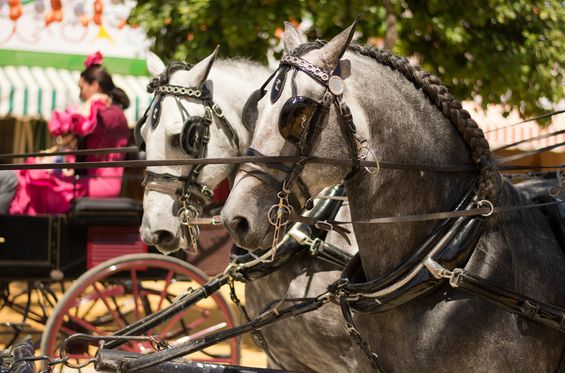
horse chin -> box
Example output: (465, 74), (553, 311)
(154, 237), (182, 254)
(237, 228), (274, 252)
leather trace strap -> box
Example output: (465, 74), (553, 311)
(289, 199), (565, 228)
(338, 293), (385, 372)
(426, 258), (565, 333)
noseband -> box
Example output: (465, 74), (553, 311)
(135, 70), (240, 249)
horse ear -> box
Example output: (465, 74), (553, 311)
(317, 20), (357, 71)
(146, 51), (166, 77)
(190, 45), (220, 85)
(283, 21), (307, 54)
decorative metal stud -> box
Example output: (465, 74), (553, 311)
(328, 76), (344, 96)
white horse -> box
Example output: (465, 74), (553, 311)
(137, 49), (359, 371)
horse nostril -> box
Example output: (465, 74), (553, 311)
(230, 216), (250, 238)
(152, 230), (175, 245)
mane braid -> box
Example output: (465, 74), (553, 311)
(347, 44), (498, 201)
(147, 61), (194, 94)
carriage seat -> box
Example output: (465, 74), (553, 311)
(70, 197), (143, 225)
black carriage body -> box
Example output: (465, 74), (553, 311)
(0, 198), (147, 281)
(0, 197), (231, 281)
(0, 214), (63, 279)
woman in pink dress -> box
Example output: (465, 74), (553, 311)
(0, 51), (130, 215)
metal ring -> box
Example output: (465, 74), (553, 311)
(360, 146), (380, 175)
(477, 199), (494, 217)
(267, 204), (292, 226)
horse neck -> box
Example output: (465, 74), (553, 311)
(343, 55), (475, 279)
(201, 61), (270, 187)
(208, 60), (270, 154)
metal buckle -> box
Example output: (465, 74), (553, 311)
(200, 184), (214, 199)
(314, 220), (333, 232)
(449, 268), (465, 288)
(211, 104), (224, 118)
(308, 238), (323, 256)
(520, 300), (540, 318)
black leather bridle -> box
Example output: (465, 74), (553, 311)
(242, 46), (364, 223)
(135, 75), (240, 248)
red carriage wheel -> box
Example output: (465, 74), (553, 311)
(40, 254), (240, 366)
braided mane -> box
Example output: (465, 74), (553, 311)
(294, 42), (498, 200)
(348, 45), (498, 200)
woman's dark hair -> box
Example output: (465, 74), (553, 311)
(80, 65), (130, 109)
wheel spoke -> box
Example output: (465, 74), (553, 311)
(170, 321), (227, 346)
(130, 269), (141, 320)
(156, 270), (175, 310)
(62, 315), (106, 335)
(92, 283), (127, 329)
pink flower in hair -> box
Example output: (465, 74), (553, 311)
(84, 51), (103, 68)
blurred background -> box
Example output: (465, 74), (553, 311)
(0, 0), (563, 165)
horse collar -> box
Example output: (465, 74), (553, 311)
(336, 187), (485, 313)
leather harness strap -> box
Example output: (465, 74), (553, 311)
(448, 268), (565, 333)
(290, 199), (563, 227)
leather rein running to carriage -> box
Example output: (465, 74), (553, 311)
(244, 47), (565, 371)
(134, 72), (240, 249)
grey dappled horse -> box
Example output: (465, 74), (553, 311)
(137, 50), (359, 372)
(221, 22), (565, 372)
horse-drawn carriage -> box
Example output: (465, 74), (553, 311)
(0, 195), (240, 366)
(1, 19), (565, 373)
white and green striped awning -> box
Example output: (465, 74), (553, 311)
(0, 66), (152, 127)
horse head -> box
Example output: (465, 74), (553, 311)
(222, 22), (363, 250)
(138, 49), (267, 253)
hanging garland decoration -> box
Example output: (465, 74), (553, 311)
(45, 0), (63, 26)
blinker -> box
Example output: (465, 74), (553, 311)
(279, 96), (320, 146)
(181, 117), (207, 157)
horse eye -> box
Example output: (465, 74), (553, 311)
(170, 134), (181, 148)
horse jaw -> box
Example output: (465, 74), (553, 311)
(140, 190), (189, 254)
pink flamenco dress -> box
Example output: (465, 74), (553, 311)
(9, 99), (130, 215)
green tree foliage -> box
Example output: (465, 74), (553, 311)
(130, 0), (564, 119)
